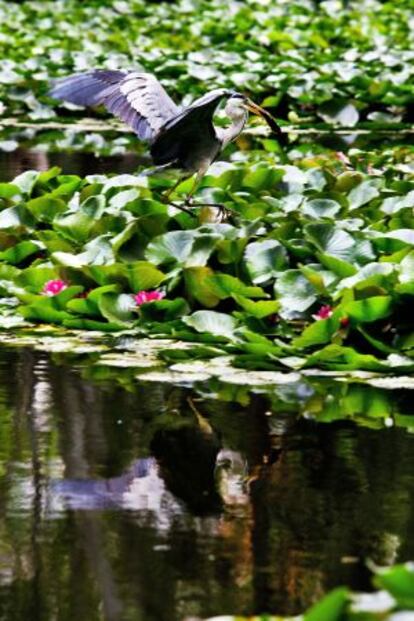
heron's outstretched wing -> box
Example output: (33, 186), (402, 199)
(49, 70), (180, 141)
(150, 89), (230, 167)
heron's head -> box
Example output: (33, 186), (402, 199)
(226, 92), (283, 138)
(224, 93), (248, 120)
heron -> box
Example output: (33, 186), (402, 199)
(49, 70), (283, 212)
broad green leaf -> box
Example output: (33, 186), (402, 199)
(20, 302), (73, 324)
(80, 194), (106, 218)
(109, 188), (139, 210)
(339, 262), (394, 291)
(12, 170), (39, 195)
(318, 253), (357, 278)
(16, 267), (59, 292)
(0, 205), (33, 230)
(67, 297), (101, 318)
(138, 298), (189, 321)
(318, 99), (359, 126)
(348, 180), (380, 209)
(26, 196), (67, 222)
(184, 266), (220, 307)
(244, 239), (288, 284)
(302, 198), (341, 219)
(128, 262), (165, 292)
(183, 310), (237, 340)
(375, 564), (414, 609)
(63, 318), (123, 332)
(306, 223), (374, 265)
(145, 231), (195, 265)
(38, 167), (61, 184)
(54, 211), (96, 244)
(0, 183), (20, 199)
(98, 293), (135, 324)
(233, 295), (279, 318)
(86, 265), (128, 286)
(293, 314), (341, 349)
(344, 296), (392, 323)
(87, 285), (120, 304)
(145, 230), (219, 267)
(205, 273), (266, 299)
(304, 587), (349, 621)
(334, 172), (364, 193)
(0, 240), (42, 265)
(275, 270), (318, 317)
(305, 344), (387, 372)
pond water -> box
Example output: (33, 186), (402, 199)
(0, 344), (414, 620)
(0, 148), (145, 182)
(0, 128), (412, 182)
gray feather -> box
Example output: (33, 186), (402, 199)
(151, 90), (230, 168)
(49, 70), (179, 141)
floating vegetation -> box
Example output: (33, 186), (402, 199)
(0, 0), (413, 127)
(200, 562), (414, 621)
(1, 156), (414, 373)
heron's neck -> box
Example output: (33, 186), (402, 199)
(216, 111), (247, 147)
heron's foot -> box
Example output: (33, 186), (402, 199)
(163, 199), (197, 217)
(188, 201), (235, 221)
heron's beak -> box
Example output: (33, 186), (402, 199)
(244, 99), (284, 139)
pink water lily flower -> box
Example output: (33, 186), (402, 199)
(313, 304), (333, 320)
(134, 290), (165, 306)
(43, 279), (68, 296)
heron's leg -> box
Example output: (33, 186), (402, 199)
(184, 170), (205, 206)
(162, 174), (192, 202)
(140, 161), (179, 177)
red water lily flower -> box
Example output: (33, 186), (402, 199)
(134, 290), (165, 306)
(313, 305), (333, 320)
(340, 316), (350, 328)
(43, 279), (68, 296)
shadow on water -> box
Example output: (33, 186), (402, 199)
(0, 128), (413, 182)
(0, 148), (146, 181)
(0, 346), (413, 620)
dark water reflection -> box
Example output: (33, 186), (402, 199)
(0, 128), (412, 182)
(0, 148), (145, 181)
(0, 347), (413, 620)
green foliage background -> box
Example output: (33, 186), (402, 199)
(0, 2), (414, 620)
(0, 0), (414, 125)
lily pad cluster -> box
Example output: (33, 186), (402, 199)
(0, 0), (413, 126)
(1, 157), (414, 373)
(201, 561), (414, 620)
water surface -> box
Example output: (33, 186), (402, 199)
(0, 345), (413, 620)
(0, 148), (144, 181)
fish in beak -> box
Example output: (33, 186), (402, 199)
(244, 99), (284, 140)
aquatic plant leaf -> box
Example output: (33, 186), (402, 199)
(274, 270), (318, 317)
(128, 262), (165, 292)
(97, 292), (135, 324)
(184, 267), (220, 308)
(318, 99), (359, 127)
(344, 296), (392, 323)
(145, 230), (219, 267)
(183, 311), (237, 340)
(244, 239), (288, 284)
(205, 273), (266, 299)
(0, 183), (20, 199)
(232, 295), (279, 318)
(304, 587), (349, 621)
(0, 240), (42, 265)
(375, 564), (414, 609)
(348, 180), (380, 209)
(138, 298), (189, 321)
(26, 196), (67, 222)
(302, 198), (341, 219)
(293, 314), (341, 349)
